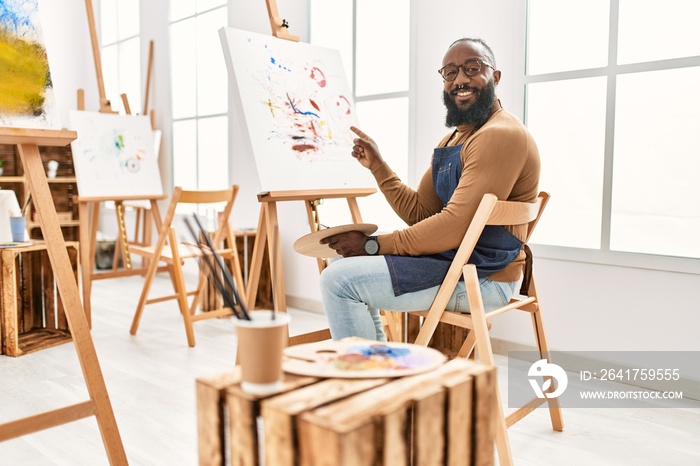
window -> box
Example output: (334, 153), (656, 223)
(99, 0), (141, 113)
(525, 0), (700, 272)
(310, 0), (410, 231)
(169, 0), (228, 191)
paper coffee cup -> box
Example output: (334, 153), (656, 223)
(234, 311), (290, 395)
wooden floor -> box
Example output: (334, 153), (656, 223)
(1, 272), (699, 465)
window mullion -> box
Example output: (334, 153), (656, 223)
(600, 0), (620, 253)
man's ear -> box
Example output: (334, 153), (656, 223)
(493, 70), (502, 86)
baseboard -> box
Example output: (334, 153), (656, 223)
(285, 295), (325, 314)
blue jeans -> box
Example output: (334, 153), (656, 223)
(319, 256), (518, 341)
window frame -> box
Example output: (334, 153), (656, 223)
(524, 0), (700, 275)
(97, 0), (142, 114)
(309, 0), (414, 231)
(168, 2), (229, 192)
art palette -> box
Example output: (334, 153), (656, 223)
(293, 223), (378, 258)
(283, 339), (446, 378)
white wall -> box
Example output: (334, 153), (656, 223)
(38, 0), (99, 128)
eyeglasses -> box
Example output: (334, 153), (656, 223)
(438, 60), (495, 81)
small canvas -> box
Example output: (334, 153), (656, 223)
(69, 111), (164, 199)
(0, 0), (60, 129)
(219, 27), (374, 192)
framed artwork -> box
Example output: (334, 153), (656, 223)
(69, 111), (164, 199)
(219, 27), (374, 192)
(0, 0), (60, 129)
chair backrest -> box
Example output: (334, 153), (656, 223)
(417, 192), (548, 328)
(159, 186), (240, 246)
(491, 192), (549, 243)
(444, 192), (547, 281)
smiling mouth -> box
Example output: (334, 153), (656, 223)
(452, 86), (475, 98)
(451, 87), (476, 106)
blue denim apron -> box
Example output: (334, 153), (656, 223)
(385, 143), (523, 296)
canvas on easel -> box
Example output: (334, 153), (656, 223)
(0, 0), (60, 129)
(68, 110), (164, 199)
(219, 21), (376, 346)
(219, 26), (375, 192)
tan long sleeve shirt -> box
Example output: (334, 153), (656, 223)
(372, 106), (540, 282)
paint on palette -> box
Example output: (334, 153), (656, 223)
(330, 344), (435, 372)
(0, 0), (60, 129)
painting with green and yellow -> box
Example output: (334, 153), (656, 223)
(0, 0), (60, 129)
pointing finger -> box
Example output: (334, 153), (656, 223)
(350, 126), (372, 141)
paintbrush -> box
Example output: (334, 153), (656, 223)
(191, 214), (251, 320)
(183, 217), (245, 320)
(20, 193), (31, 217)
(185, 215), (251, 320)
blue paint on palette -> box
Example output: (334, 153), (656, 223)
(349, 344), (411, 358)
(337, 344), (436, 371)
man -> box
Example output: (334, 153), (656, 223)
(319, 38), (540, 341)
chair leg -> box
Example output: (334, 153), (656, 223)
(130, 257), (159, 335)
(530, 308), (564, 432)
(168, 228), (196, 347)
(189, 262), (208, 315)
(380, 310), (403, 342)
(527, 276), (564, 431)
(457, 330), (476, 358)
(130, 228), (169, 336)
(464, 264), (513, 466)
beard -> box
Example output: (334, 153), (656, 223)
(443, 80), (496, 128)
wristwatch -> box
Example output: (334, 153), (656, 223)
(364, 236), (380, 255)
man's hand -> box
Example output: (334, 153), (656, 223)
(320, 230), (370, 257)
(350, 126), (384, 171)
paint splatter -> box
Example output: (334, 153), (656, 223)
(239, 31), (357, 164)
(124, 157), (140, 173)
(308, 67), (326, 87)
(114, 134), (125, 150)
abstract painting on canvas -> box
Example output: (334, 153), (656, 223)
(69, 111), (164, 199)
(0, 0), (60, 129)
(219, 27), (374, 192)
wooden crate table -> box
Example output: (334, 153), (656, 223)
(1, 241), (79, 356)
(197, 357), (497, 466)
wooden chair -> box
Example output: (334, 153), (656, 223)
(386, 191), (562, 466)
(128, 186), (245, 347)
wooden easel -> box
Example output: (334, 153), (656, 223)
(84, 0), (116, 114)
(78, 195), (166, 323)
(78, 0), (166, 323)
(246, 188), (375, 344)
(0, 127), (127, 465)
(238, 2), (377, 344)
(265, 0), (300, 41)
